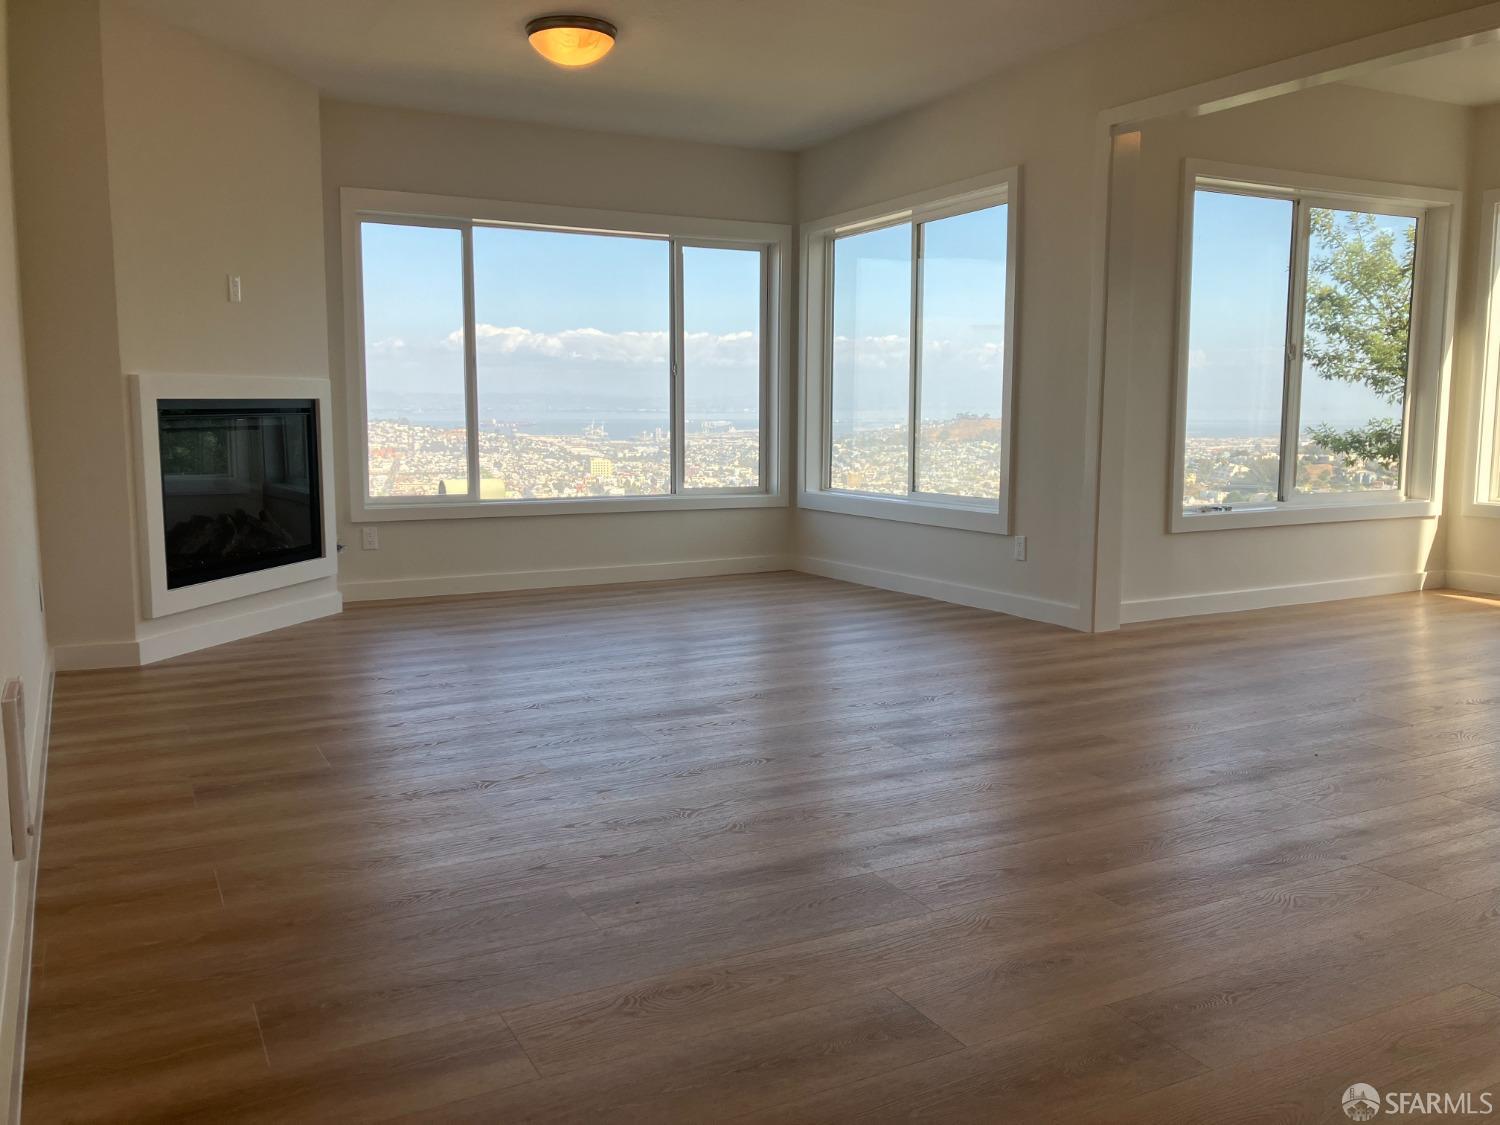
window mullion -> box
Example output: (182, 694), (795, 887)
(822, 236), (836, 492)
(758, 247), (772, 495)
(1279, 201), (1312, 503)
(908, 221), (923, 497)
(461, 222), (480, 502)
(670, 240), (685, 495)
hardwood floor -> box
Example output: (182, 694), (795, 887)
(23, 572), (1500, 1122)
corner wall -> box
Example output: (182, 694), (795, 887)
(1446, 103), (1500, 595)
(98, 0), (340, 660)
(320, 99), (798, 602)
(12, 0), (339, 668)
(791, 0), (1497, 629)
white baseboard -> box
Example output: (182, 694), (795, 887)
(1120, 569), (1443, 624)
(52, 591), (344, 670)
(50, 640), (142, 671)
(4, 652), (52, 1121)
(340, 554), (793, 603)
(794, 556), (1087, 630)
(1444, 570), (1500, 596)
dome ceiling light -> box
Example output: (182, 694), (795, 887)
(526, 14), (617, 69)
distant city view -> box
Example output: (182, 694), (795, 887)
(366, 415), (760, 498)
(828, 416), (1003, 498)
(1182, 433), (1398, 510)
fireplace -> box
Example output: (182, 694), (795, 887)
(157, 399), (323, 589)
(135, 374), (338, 623)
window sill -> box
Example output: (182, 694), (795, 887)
(798, 488), (1008, 534)
(1461, 499), (1500, 520)
(1171, 497), (1437, 533)
(353, 491), (786, 523)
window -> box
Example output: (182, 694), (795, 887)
(801, 171), (1018, 534)
(1174, 163), (1456, 531)
(345, 189), (786, 518)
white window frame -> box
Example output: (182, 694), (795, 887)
(1468, 189), (1500, 519)
(342, 187), (791, 522)
(799, 169), (1021, 535)
(1171, 160), (1459, 533)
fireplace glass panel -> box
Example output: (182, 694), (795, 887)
(158, 399), (322, 589)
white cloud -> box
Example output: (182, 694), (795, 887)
(403, 324), (1006, 374)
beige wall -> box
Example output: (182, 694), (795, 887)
(1118, 84), (1467, 617)
(320, 99), (798, 597)
(100, 2), (328, 378)
(0, 0), (49, 1103)
(794, 0), (1496, 627)
(1447, 103), (1500, 591)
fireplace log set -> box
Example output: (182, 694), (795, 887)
(164, 509), (299, 578)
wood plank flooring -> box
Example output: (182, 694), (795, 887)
(23, 572), (1500, 1122)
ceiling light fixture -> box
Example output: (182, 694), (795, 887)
(525, 14), (617, 69)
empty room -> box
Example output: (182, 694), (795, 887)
(3, 0), (1500, 1120)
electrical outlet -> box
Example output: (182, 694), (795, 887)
(1013, 534), (1027, 562)
(227, 274), (242, 303)
(361, 526), (380, 550)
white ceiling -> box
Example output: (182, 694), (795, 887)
(1346, 40), (1500, 107)
(124, 0), (1199, 150)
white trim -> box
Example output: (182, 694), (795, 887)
(1090, 130), (1143, 632)
(1120, 570), (1443, 624)
(341, 555), (791, 603)
(1469, 189), (1500, 515)
(53, 591), (343, 669)
(1173, 499), (1439, 532)
(798, 168), (1020, 537)
(5, 652), (51, 1123)
(1168, 160), (1460, 534)
(131, 373), (339, 618)
(796, 490), (1006, 534)
(796, 556), (1086, 630)
(1444, 571), (1500, 596)
(341, 187), (792, 522)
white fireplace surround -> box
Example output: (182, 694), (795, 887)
(132, 373), (338, 619)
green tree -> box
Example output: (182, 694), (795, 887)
(1300, 209), (1415, 469)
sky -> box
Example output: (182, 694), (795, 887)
(361, 222), (764, 430)
(361, 195), (1415, 439)
(360, 208), (1012, 433)
(1186, 190), (1415, 439)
